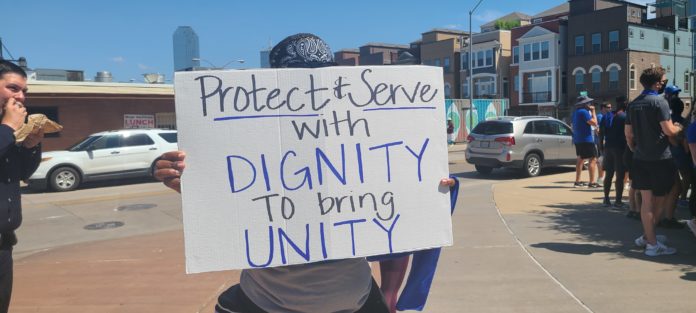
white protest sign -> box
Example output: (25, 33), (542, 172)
(174, 65), (452, 273)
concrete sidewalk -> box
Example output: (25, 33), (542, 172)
(9, 163), (696, 312)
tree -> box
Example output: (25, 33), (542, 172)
(494, 20), (521, 30)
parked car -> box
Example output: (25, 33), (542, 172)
(465, 116), (576, 177)
(27, 129), (178, 192)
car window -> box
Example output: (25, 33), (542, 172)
(530, 121), (554, 135)
(523, 122), (533, 134)
(472, 122), (513, 135)
(123, 134), (155, 147)
(158, 132), (178, 143)
(555, 122), (572, 136)
(90, 134), (122, 150)
(68, 136), (101, 151)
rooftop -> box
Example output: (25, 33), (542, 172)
(481, 12), (532, 28)
(27, 80), (174, 95)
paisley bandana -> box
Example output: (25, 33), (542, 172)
(270, 33), (336, 68)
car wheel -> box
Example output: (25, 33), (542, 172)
(475, 165), (493, 174)
(523, 153), (542, 177)
(49, 167), (81, 192)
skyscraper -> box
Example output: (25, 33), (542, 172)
(260, 48), (271, 68)
(173, 26), (200, 71)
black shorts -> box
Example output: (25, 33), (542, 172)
(575, 142), (597, 159)
(623, 148), (633, 171)
(631, 159), (677, 196)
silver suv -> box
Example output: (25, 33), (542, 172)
(465, 116), (576, 177)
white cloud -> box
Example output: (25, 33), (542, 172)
(111, 56), (125, 63)
(474, 9), (504, 23)
(138, 63), (151, 70)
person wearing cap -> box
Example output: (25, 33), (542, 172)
(625, 67), (682, 256)
(155, 33), (455, 313)
(0, 60), (44, 313)
(572, 95), (599, 188)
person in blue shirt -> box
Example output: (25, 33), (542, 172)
(572, 95), (599, 188)
(686, 116), (696, 238)
(599, 97), (626, 207)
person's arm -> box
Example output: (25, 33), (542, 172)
(660, 120), (682, 137)
(586, 107), (598, 126)
(155, 151), (186, 193)
(689, 142), (696, 167)
(625, 124), (635, 152)
(0, 98), (27, 156)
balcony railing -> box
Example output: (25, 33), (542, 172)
(522, 91), (552, 103)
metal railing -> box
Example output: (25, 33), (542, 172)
(522, 91), (552, 103)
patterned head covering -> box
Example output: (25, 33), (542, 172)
(269, 33), (336, 68)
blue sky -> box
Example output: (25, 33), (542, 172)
(2, 0), (651, 83)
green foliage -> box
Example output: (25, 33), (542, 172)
(494, 20), (521, 30)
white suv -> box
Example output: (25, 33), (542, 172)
(27, 129), (178, 192)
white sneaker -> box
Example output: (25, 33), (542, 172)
(634, 234), (667, 247)
(645, 241), (677, 256)
(686, 220), (696, 238)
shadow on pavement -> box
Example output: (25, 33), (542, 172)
(533, 200), (696, 269)
(452, 166), (575, 181)
(21, 177), (158, 194)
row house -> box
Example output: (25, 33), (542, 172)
(509, 3), (569, 116)
(460, 12), (530, 100)
(421, 29), (469, 98)
(567, 0), (693, 116)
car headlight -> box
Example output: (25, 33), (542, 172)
(41, 157), (53, 162)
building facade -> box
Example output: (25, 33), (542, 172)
(567, 0), (693, 114)
(508, 3), (569, 116)
(26, 81), (175, 151)
(460, 30), (512, 101)
(173, 26), (200, 71)
(421, 29), (469, 99)
(334, 49), (360, 66)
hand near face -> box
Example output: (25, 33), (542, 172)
(1, 98), (27, 131)
(155, 151), (186, 193)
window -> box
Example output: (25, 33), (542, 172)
(524, 44), (531, 61)
(591, 67), (601, 90)
(513, 46), (519, 64)
(532, 42), (540, 60)
(629, 29), (634, 38)
(485, 50), (493, 66)
(663, 35), (670, 51)
(444, 57), (450, 72)
(592, 33), (601, 53)
(685, 72), (690, 93)
(462, 79), (470, 98)
(444, 83), (451, 98)
(541, 41), (549, 59)
(531, 121), (555, 135)
(90, 134), (122, 150)
(514, 74), (519, 91)
(640, 30), (645, 39)
(629, 64), (636, 90)
(575, 35), (584, 55)
(609, 66), (619, 90)
(575, 71), (584, 91)
(158, 132), (178, 143)
(677, 36), (681, 45)
(609, 30), (619, 51)
(477, 51), (484, 67)
(123, 134), (155, 147)
(434, 58), (441, 67)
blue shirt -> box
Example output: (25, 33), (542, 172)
(687, 122), (696, 144)
(572, 108), (593, 143)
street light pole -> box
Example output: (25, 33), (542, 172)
(469, 0), (485, 133)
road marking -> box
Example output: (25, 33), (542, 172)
(491, 184), (596, 313)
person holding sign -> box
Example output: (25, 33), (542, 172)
(157, 33), (456, 313)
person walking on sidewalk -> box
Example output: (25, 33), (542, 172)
(625, 67), (682, 256)
(599, 96), (626, 207)
(0, 60), (44, 313)
(572, 95), (599, 188)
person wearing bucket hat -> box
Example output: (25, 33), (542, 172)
(156, 33), (461, 313)
(572, 95), (599, 188)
